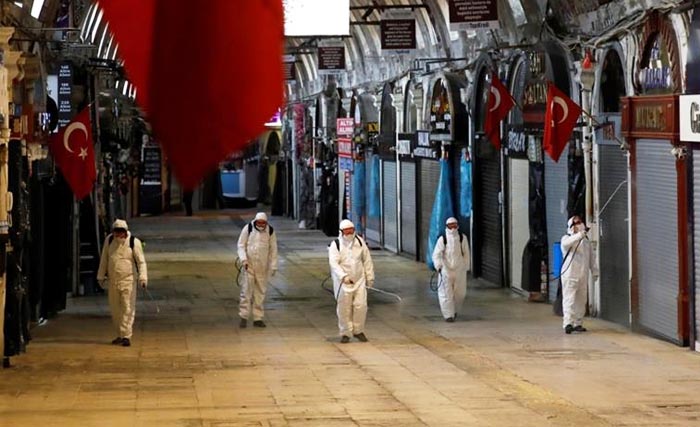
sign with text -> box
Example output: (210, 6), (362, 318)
(594, 113), (622, 145)
(337, 137), (353, 158)
(381, 10), (416, 53)
(58, 62), (73, 128)
(337, 118), (354, 137)
(448, 0), (499, 31)
(318, 43), (345, 75)
(413, 130), (437, 159)
(680, 95), (700, 142)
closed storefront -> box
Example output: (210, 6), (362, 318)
(508, 157), (530, 291)
(471, 62), (503, 286)
(382, 160), (398, 252)
(635, 139), (679, 342)
(419, 158), (441, 259)
(623, 100), (688, 345)
(595, 47), (630, 327)
(400, 160), (418, 257)
(544, 147), (569, 302)
(621, 12), (689, 345)
(598, 141), (629, 326)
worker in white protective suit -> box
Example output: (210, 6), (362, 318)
(328, 219), (375, 343)
(237, 212), (278, 328)
(560, 215), (598, 334)
(432, 217), (471, 322)
(97, 219), (148, 347)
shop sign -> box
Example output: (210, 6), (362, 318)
(338, 137), (353, 157)
(318, 43), (345, 75)
(639, 36), (673, 95)
(397, 133), (416, 157)
(594, 113), (622, 145)
(141, 145), (162, 185)
(413, 130), (437, 158)
(58, 61), (73, 128)
(634, 105), (666, 132)
(337, 118), (354, 137)
(680, 95), (700, 142)
(380, 10), (416, 53)
(505, 127), (528, 158)
(621, 95), (678, 138)
(448, 0), (499, 31)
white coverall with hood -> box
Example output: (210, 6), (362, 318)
(560, 218), (598, 329)
(328, 220), (375, 337)
(97, 219), (148, 340)
(237, 212), (278, 321)
(432, 218), (471, 320)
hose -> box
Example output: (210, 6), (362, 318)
(234, 258), (244, 287)
(429, 270), (440, 292)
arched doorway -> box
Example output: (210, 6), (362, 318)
(471, 61), (503, 286)
(595, 46), (629, 327)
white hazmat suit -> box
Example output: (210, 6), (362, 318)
(432, 218), (471, 321)
(560, 217), (598, 331)
(97, 219), (148, 341)
(237, 213), (278, 322)
(329, 220), (375, 338)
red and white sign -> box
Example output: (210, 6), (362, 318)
(337, 118), (354, 137)
(338, 137), (353, 158)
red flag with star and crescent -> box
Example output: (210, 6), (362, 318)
(98, 0), (285, 190)
(543, 82), (582, 162)
(484, 74), (515, 150)
(49, 107), (97, 199)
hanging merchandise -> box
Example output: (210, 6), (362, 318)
(352, 160), (366, 235)
(369, 155), (381, 218)
(426, 159), (455, 270)
(459, 154), (472, 218)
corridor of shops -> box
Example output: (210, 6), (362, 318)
(1, 211), (699, 427)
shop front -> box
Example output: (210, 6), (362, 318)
(621, 11), (686, 344)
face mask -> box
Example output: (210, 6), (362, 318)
(255, 225), (266, 231)
(447, 227), (458, 234)
(342, 234), (354, 243)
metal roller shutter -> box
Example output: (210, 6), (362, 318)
(401, 161), (417, 256)
(693, 148), (700, 348)
(599, 144), (629, 326)
(366, 157), (380, 245)
(636, 139), (679, 343)
(419, 159), (441, 261)
(509, 158), (530, 291)
(475, 154), (503, 286)
(383, 161), (398, 252)
(545, 149), (569, 302)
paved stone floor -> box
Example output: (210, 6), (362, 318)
(2, 210), (700, 426)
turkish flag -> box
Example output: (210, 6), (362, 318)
(49, 107), (97, 200)
(99, 0), (284, 189)
(483, 74), (515, 150)
(543, 82), (582, 162)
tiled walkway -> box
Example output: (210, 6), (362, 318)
(2, 211), (700, 426)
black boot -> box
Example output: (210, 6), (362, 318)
(253, 320), (266, 328)
(121, 338), (131, 347)
(111, 337), (123, 345)
(564, 324), (574, 334)
(340, 336), (350, 344)
(353, 333), (368, 342)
